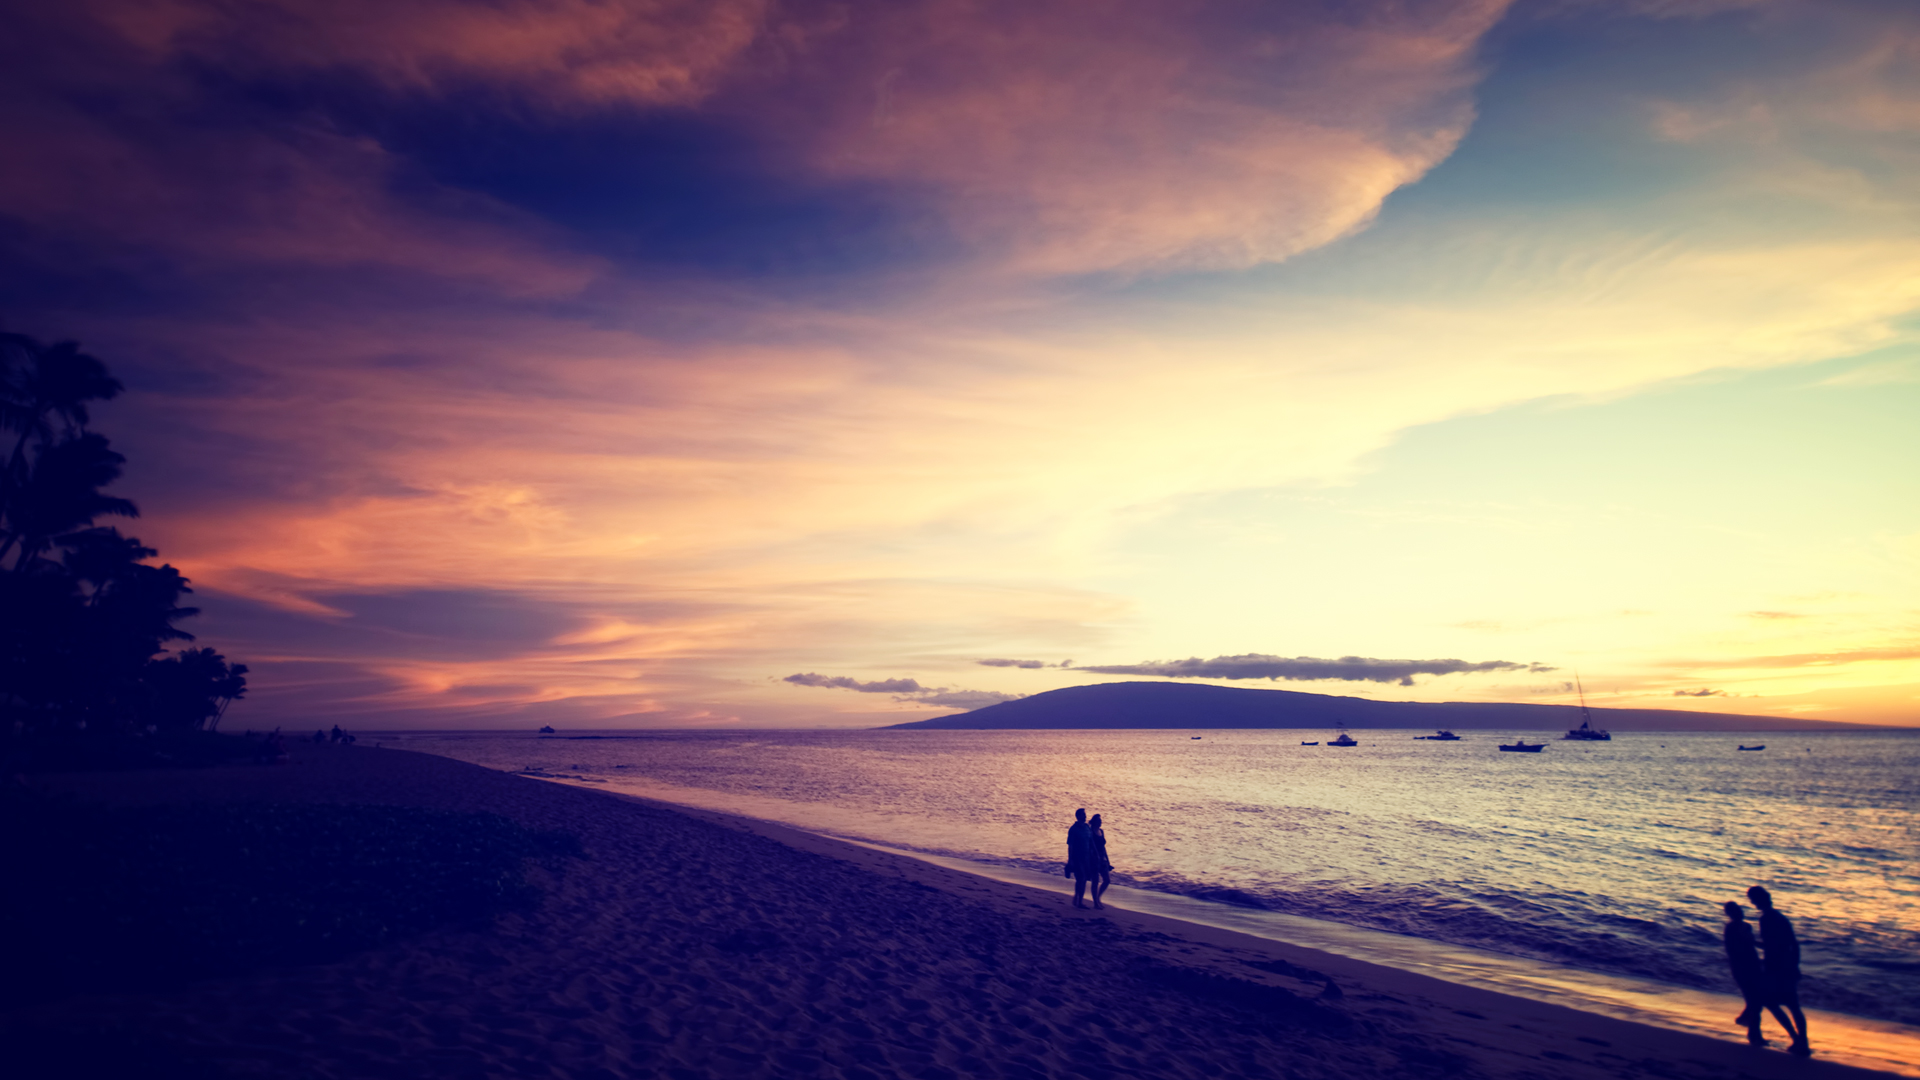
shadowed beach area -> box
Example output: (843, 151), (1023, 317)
(4, 743), (1904, 1080)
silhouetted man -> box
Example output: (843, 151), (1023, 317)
(1747, 885), (1810, 1056)
(1065, 808), (1092, 909)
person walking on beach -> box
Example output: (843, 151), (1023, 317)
(1065, 809), (1093, 909)
(1088, 813), (1113, 910)
(1723, 902), (1790, 1046)
(1748, 886), (1811, 1056)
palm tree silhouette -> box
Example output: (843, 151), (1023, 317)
(1, 333), (122, 469)
(0, 334), (135, 571)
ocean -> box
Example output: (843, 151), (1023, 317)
(387, 727), (1920, 1033)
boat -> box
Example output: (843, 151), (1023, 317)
(1414, 730), (1461, 741)
(1562, 677), (1612, 741)
(1300, 741), (1319, 746)
(1327, 733), (1358, 747)
(1498, 740), (1544, 753)
(538, 725), (556, 734)
(1737, 745), (1765, 751)
(1190, 736), (1203, 740)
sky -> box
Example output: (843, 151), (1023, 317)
(3, 0), (1917, 728)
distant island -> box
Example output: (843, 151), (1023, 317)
(884, 681), (1878, 731)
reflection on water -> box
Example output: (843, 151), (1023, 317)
(394, 728), (1920, 1033)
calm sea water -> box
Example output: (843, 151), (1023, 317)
(388, 728), (1920, 1027)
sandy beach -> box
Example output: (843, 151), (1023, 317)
(6, 742), (1903, 1080)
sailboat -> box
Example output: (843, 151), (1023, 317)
(1562, 677), (1611, 741)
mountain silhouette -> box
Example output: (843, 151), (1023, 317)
(883, 681), (1875, 731)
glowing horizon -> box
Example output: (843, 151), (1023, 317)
(4, 0), (1916, 727)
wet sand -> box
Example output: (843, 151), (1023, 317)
(8, 742), (1902, 1080)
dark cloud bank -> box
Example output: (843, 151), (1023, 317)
(1077, 654), (1554, 687)
(783, 673), (1020, 709)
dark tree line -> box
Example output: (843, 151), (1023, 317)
(1, 333), (246, 737)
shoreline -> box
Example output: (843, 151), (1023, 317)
(577, 780), (1920, 1079)
(11, 742), (1911, 1080)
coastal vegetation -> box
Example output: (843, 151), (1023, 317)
(1, 332), (247, 768)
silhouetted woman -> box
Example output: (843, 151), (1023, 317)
(1065, 809), (1093, 908)
(1089, 813), (1113, 910)
(1723, 902), (1789, 1046)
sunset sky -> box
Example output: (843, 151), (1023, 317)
(4, 0), (1916, 728)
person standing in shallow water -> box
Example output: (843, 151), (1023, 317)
(1065, 809), (1093, 908)
(1723, 902), (1791, 1046)
(1748, 886), (1811, 1057)
(1088, 814), (1113, 910)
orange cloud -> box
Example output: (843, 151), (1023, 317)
(74, 0), (1516, 278)
(93, 0), (769, 108)
(793, 0), (1514, 274)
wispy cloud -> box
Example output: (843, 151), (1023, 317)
(1672, 645), (1920, 670)
(1076, 654), (1553, 687)
(1673, 687), (1729, 697)
(976, 657), (1071, 669)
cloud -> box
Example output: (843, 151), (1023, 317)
(0, 5), (603, 293)
(1673, 688), (1729, 697)
(29, 0), (1518, 281)
(782, 673), (1024, 711)
(10, 0), (1919, 732)
(1671, 644), (1920, 670)
(787, 0), (1513, 275)
(918, 689), (1024, 709)
(783, 672), (925, 694)
(977, 657), (1074, 669)
(1746, 611), (1807, 620)
(1077, 654), (1554, 687)
(91, 0), (768, 110)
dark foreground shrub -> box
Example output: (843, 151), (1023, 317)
(0, 795), (580, 1007)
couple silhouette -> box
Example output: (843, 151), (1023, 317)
(1064, 808), (1113, 909)
(1723, 886), (1811, 1056)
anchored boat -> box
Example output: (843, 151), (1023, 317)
(1414, 730), (1461, 741)
(1499, 740), (1544, 753)
(1562, 677), (1612, 741)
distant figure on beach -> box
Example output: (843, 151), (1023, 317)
(312, 729), (326, 743)
(1748, 886), (1811, 1056)
(254, 728), (287, 764)
(330, 724), (344, 743)
(1065, 809), (1093, 908)
(1088, 813), (1113, 910)
(1723, 902), (1791, 1046)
